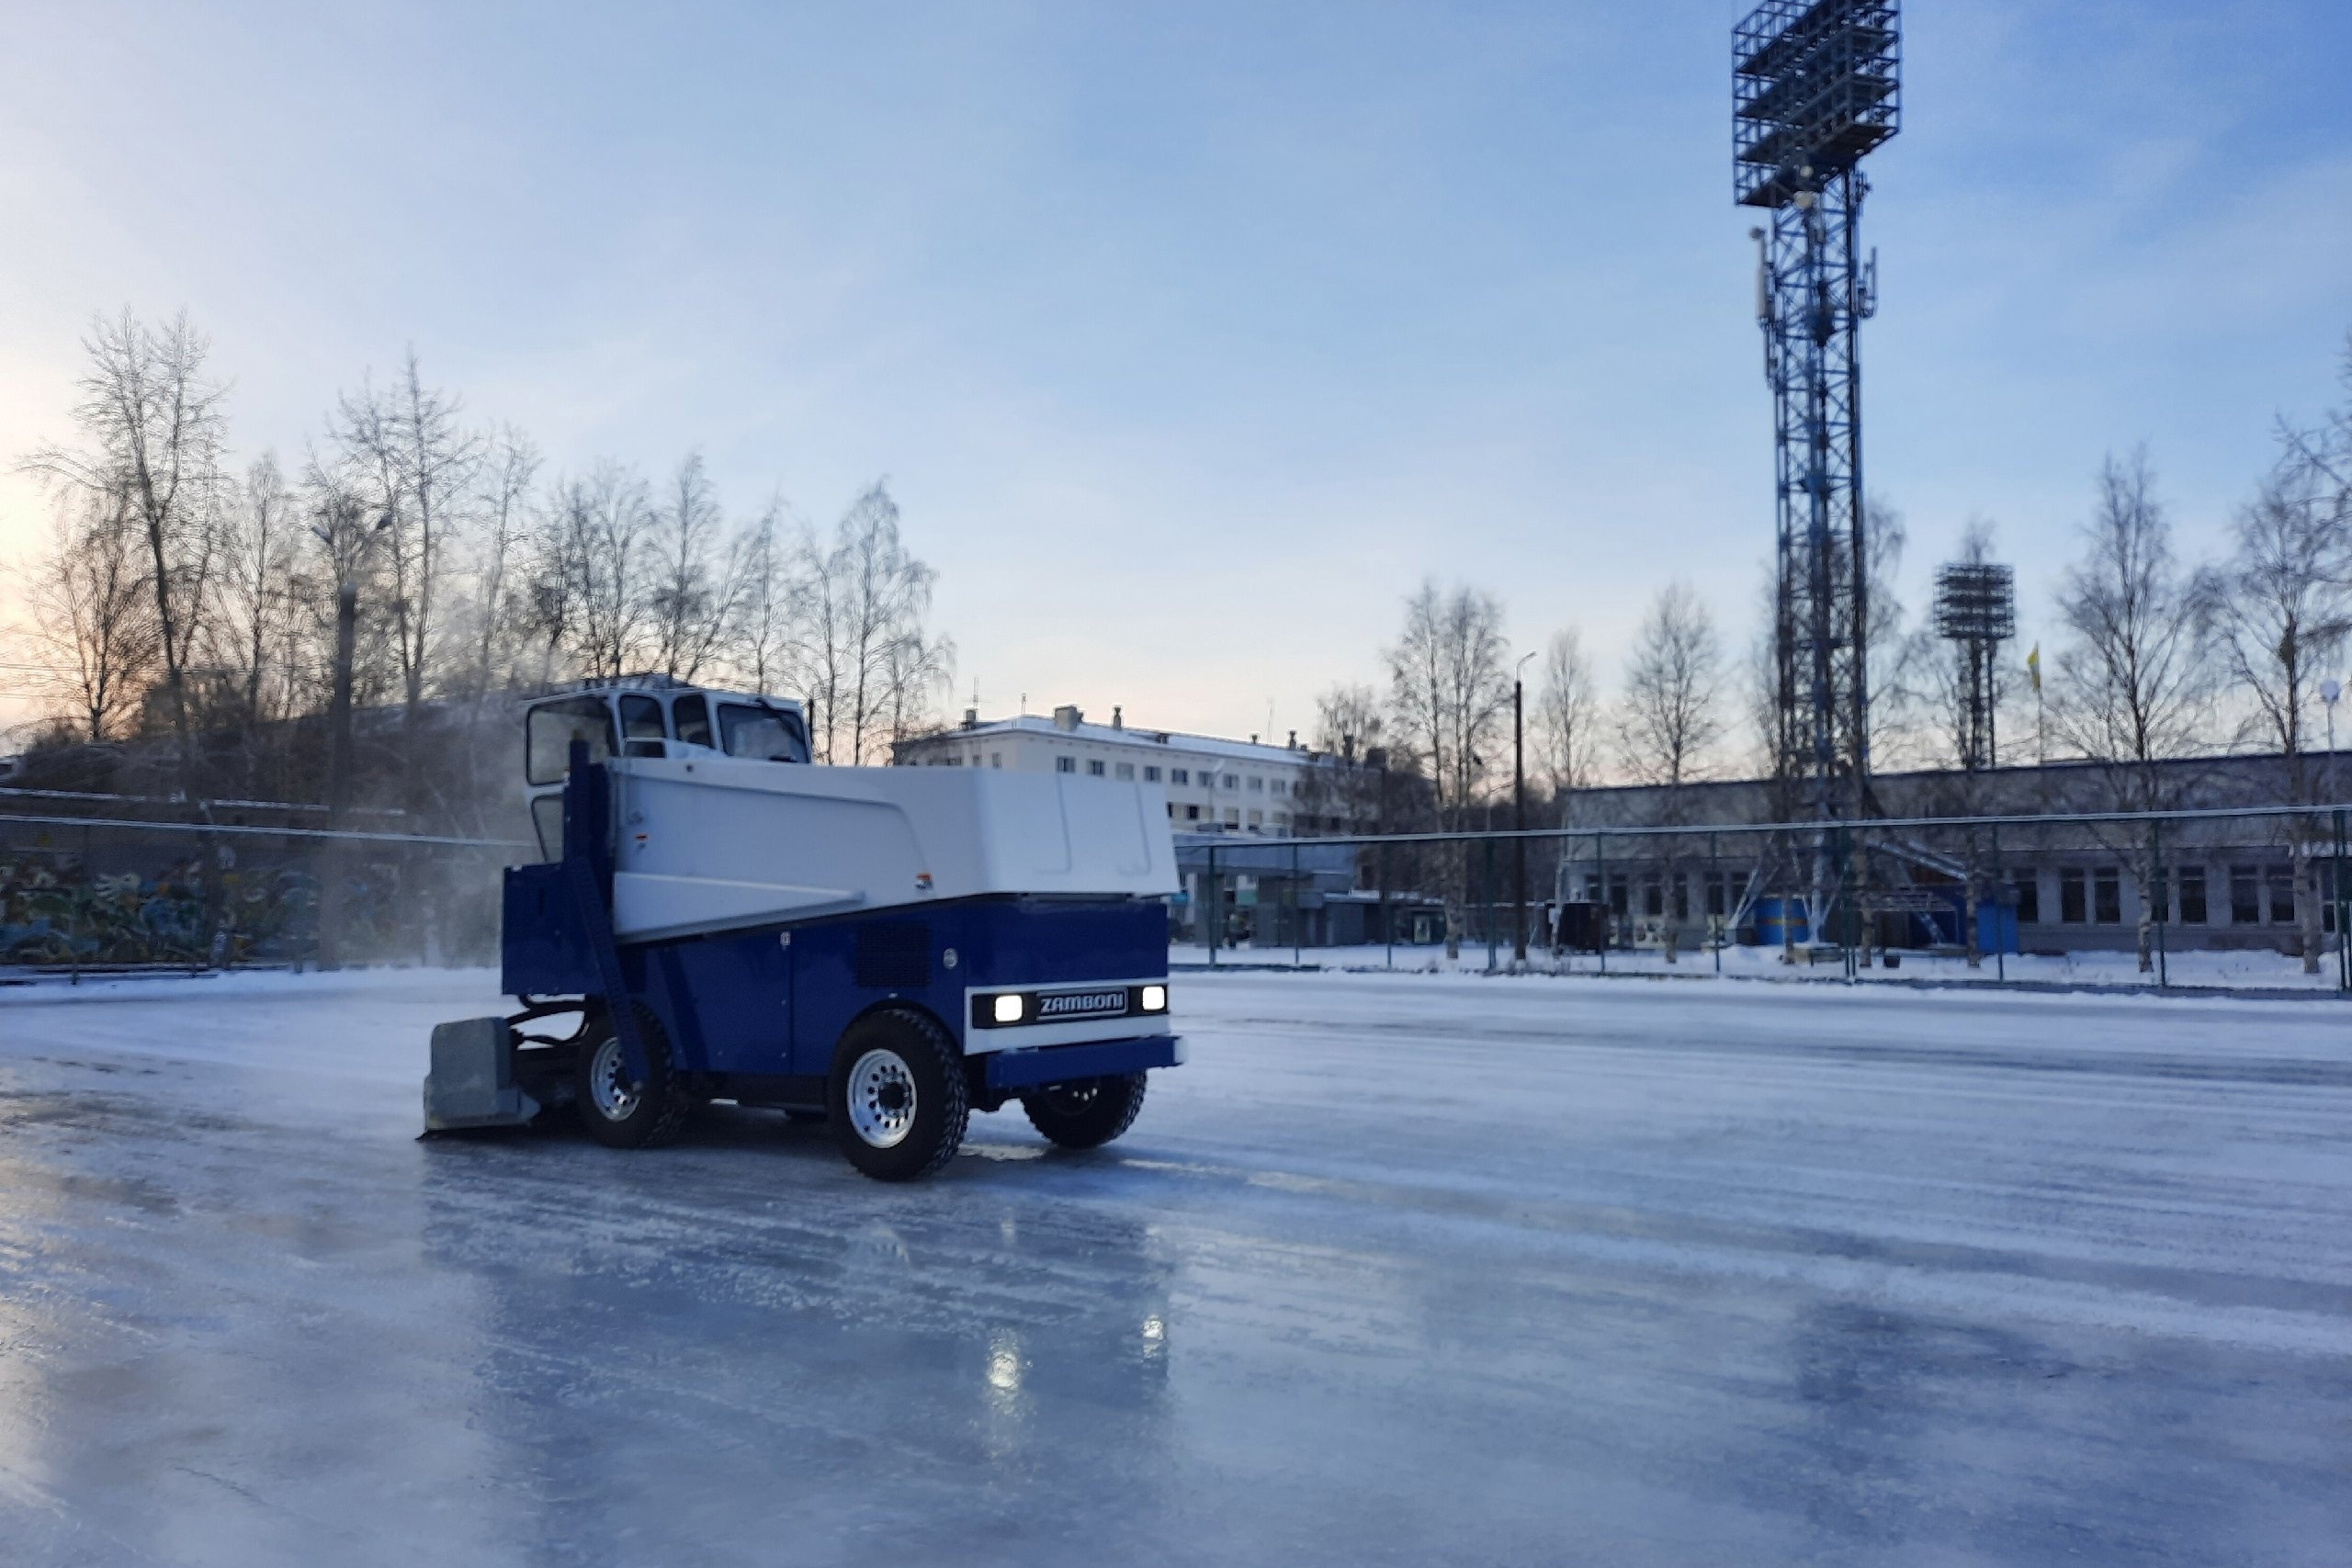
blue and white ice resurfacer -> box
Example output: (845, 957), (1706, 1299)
(423, 680), (1182, 1180)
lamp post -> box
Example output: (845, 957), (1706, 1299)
(1513, 651), (1534, 965)
(2324, 679), (2344, 985)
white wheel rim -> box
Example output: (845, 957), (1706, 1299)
(847, 1048), (918, 1148)
(588, 1036), (641, 1122)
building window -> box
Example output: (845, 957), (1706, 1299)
(1088, 759), (1106, 777)
(2015, 873), (2041, 924)
(990, 753), (1001, 768)
(2094, 868), (2121, 925)
(2178, 866), (2207, 924)
(1170, 768), (1189, 784)
(2267, 864), (2294, 924)
(1246, 809), (1263, 829)
(1704, 871), (1730, 918)
(1222, 773), (1238, 789)
(1670, 875), (1689, 921)
(1223, 807), (1239, 826)
(1642, 876), (1663, 918)
(1115, 762), (1135, 780)
(1247, 777), (1263, 793)
(2231, 865), (2259, 924)
(2060, 868), (2086, 924)
(1186, 805), (1201, 820)
(1166, 804), (1175, 818)
(1057, 756), (1075, 774)
(1144, 766), (1160, 782)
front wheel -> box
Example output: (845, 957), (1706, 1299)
(1023, 1073), (1147, 1150)
(827, 1010), (968, 1181)
(575, 1006), (695, 1149)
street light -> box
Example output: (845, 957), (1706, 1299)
(2325, 679), (2345, 983)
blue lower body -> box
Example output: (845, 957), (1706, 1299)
(501, 870), (1176, 1090)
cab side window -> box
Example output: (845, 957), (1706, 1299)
(526, 697), (615, 785)
(619, 694), (667, 740)
(673, 694), (713, 748)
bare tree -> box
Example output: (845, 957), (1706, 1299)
(1613, 584), (1723, 960)
(2218, 450), (2352, 972)
(21, 310), (230, 800)
(12, 487), (157, 743)
(208, 453), (302, 789)
(2051, 449), (2222, 971)
(1616, 582), (1724, 796)
(730, 497), (805, 694)
(648, 452), (747, 682)
(329, 352), (481, 749)
(1532, 626), (1602, 818)
(1385, 579), (1510, 955)
(1297, 682), (1388, 836)
(462, 423), (540, 701)
(537, 461), (656, 680)
(796, 482), (947, 763)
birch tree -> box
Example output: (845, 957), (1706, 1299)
(1385, 579), (1510, 955)
(796, 482), (948, 763)
(2219, 448), (2352, 971)
(21, 310), (229, 798)
(648, 452), (745, 682)
(2051, 449), (2222, 971)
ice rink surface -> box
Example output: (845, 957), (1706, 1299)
(1, 968), (2348, 1566)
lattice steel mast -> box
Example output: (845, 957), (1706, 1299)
(1736, 0), (1901, 937)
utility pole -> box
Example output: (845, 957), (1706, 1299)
(1513, 652), (1532, 964)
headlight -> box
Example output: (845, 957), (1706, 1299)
(992, 993), (1026, 1024)
(1139, 984), (1167, 1013)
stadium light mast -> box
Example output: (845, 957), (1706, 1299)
(1934, 560), (2017, 773)
(1736, 0), (1901, 943)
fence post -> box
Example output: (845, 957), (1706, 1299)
(1382, 840), (1394, 971)
(1292, 840), (1302, 969)
(1206, 844), (1218, 969)
(1991, 822), (2005, 984)
(1711, 831), (1722, 975)
(2324, 808), (2342, 991)
(2151, 819), (2167, 991)
(1596, 832), (1608, 974)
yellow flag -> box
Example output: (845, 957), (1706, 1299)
(2026, 643), (2041, 694)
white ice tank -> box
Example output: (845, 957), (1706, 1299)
(603, 756), (1179, 942)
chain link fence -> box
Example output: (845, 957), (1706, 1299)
(1175, 803), (2352, 994)
(0, 805), (518, 978)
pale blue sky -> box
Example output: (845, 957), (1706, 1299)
(2, 0), (2346, 743)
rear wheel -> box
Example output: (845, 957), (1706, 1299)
(827, 1010), (967, 1181)
(575, 1005), (695, 1149)
(1023, 1073), (1147, 1150)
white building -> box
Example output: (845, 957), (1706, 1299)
(893, 705), (1330, 836)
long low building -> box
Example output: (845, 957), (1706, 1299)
(892, 705), (1346, 837)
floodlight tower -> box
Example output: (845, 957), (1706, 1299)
(1934, 561), (2016, 771)
(1736, 0), (1901, 934)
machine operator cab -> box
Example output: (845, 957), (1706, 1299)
(523, 676), (812, 861)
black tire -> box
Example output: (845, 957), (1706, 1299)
(1023, 1072), (1148, 1150)
(827, 1009), (968, 1181)
(574, 1004), (695, 1149)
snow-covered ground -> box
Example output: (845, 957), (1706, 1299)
(2, 967), (2348, 1565)
(1179, 938), (2349, 990)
